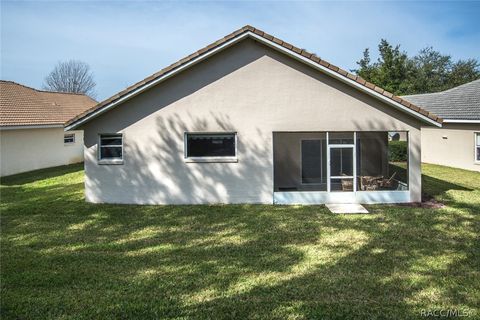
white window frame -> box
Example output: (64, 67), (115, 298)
(184, 132), (238, 163)
(98, 133), (124, 165)
(64, 133), (75, 144)
(475, 132), (480, 164)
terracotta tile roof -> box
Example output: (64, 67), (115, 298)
(0, 81), (97, 127)
(66, 25), (442, 127)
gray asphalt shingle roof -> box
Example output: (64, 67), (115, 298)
(403, 79), (480, 121)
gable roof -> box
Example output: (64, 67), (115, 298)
(403, 79), (480, 123)
(65, 25), (443, 130)
(0, 80), (97, 128)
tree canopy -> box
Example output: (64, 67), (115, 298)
(354, 40), (480, 95)
(43, 60), (96, 98)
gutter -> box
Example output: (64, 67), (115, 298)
(0, 124), (64, 130)
(442, 119), (480, 124)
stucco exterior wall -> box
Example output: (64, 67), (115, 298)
(80, 39), (424, 204)
(421, 123), (480, 172)
(0, 128), (84, 176)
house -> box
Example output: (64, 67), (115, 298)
(0, 81), (97, 176)
(403, 80), (480, 172)
(65, 25), (443, 205)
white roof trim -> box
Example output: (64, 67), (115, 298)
(442, 119), (480, 124)
(66, 31), (441, 130)
(0, 124), (64, 130)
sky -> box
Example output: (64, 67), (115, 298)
(1, 1), (479, 100)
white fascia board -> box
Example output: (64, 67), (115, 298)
(65, 32), (252, 130)
(0, 124), (63, 130)
(247, 33), (442, 127)
(443, 119), (480, 124)
(66, 31), (441, 130)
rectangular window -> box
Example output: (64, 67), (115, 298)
(64, 133), (75, 144)
(99, 134), (123, 163)
(476, 133), (480, 162)
(185, 133), (236, 160)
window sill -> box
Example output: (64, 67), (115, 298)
(185, 157), (238, 163)
(98, 159), (124, 165)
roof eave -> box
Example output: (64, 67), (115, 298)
(0, 124), (64, 130)
(442, 119), (480, 124)
(246, 33), (442, 127)
(65, 29), (442, 130)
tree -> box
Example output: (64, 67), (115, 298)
(411, 47), (452, 93)
(355, 40), (414, 95)
(353, 40), (480, 95)
(448, 59), (480, 88)
(43, 60), (96, 98)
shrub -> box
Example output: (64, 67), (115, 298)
(389, 140), (408, 162)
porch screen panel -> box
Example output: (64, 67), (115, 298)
(356, 131), (409, 191)
(330, 148), (353, 177)
(329, 132), (354, 144)
(301, 140), (326, 184)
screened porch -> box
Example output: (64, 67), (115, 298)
(272, 131), (409, 204)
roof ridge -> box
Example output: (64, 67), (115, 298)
(441, 78), (480, 93)
(403, 79), (480, 98)
(1, 80), (97, 126)
(402, 91), (444, 98)
(0, 80), (91, 97)
(65, 25), (443, 127)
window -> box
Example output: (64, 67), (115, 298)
(64, 133), (75, 144)
(185, 133), (236, 161)
(98, 134), (123, 163)
(476, 133), (480, 162)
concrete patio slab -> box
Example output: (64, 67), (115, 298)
(326, 203), (369, 214)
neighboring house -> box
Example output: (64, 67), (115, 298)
(66, 25), (443, 205)
(0, 81), (97, 176)
(404, 80), (480, 172)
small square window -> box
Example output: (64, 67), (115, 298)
(64, 133), (75, 144)
(99, 134), (123, 163)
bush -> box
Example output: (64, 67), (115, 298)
(389, 140), (408, 162)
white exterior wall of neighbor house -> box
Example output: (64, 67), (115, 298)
(421, 123), (480, 172)
(79, 39), (424, 204)
(0, 127), (84, 176)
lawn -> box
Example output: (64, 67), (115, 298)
(1, 164), (479, 319)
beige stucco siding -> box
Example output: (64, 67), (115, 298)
(0, 128), (84, 176)
(80, 39), (424, 204)
(421, 123), (480, 172)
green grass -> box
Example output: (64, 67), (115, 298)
(1, 163), (479, 319)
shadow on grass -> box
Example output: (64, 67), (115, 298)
(1, 164), (479, 319)
(422, 174), (472, 199)
(0, 163), (84, 186)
